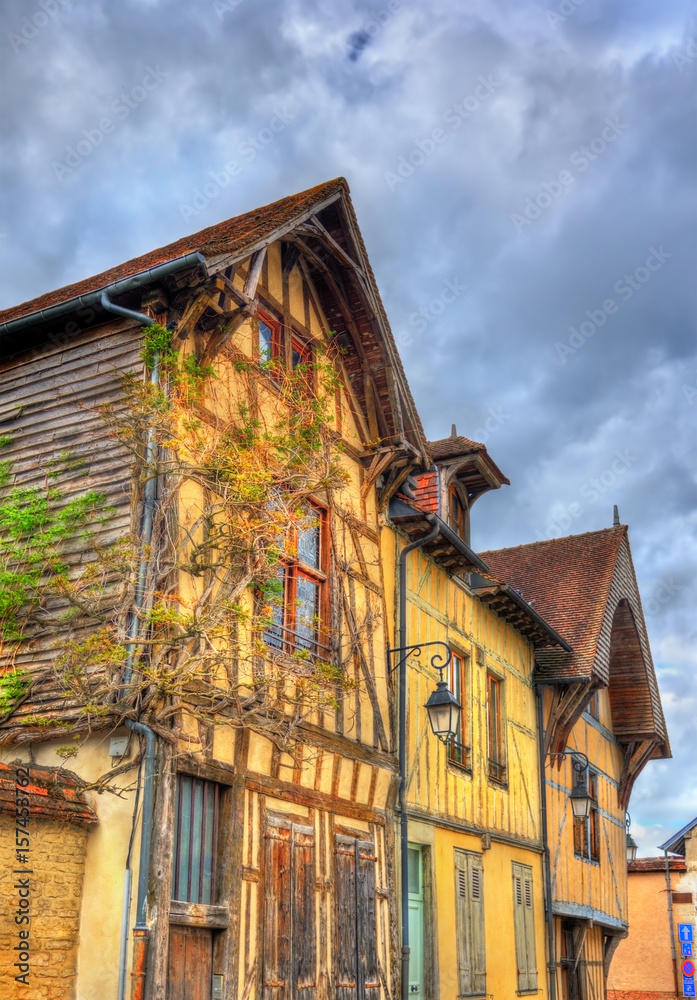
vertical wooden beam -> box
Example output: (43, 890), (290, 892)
(226, 729), (251, 1000)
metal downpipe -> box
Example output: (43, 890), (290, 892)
(101, 292), (161, 1000)
(398, 517), (440, 1000)
(536, 683), (556, 1000)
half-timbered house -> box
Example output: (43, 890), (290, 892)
(0, 178), (431, 1000)
(484, 527), (671, 999)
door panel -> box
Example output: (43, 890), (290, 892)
(167, 925), (213, 1000)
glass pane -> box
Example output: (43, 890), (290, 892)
(292, 340), (308, 370)
(259, 320), (273, 362)
(201, 783), (216, 904)
(408, 847), (421, 895)
(174, 775), (192, 901)
(190, 778), (204, 902)
(295, 574), (319, 651)
(264, 566), (286, 649)
(297, 509), (320, 569)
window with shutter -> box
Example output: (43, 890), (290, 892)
(334, 835), (380, 1000)
(171, 774), (220, 904)
(263, 818), (317, 1000)
(512, 863), (538, 993)
(454, 849), (486, 996)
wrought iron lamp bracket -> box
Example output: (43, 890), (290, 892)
(387, 641), (453, 680)
(545, 749), (589, 778)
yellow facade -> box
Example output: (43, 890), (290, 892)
(392, 543), (549, 1000)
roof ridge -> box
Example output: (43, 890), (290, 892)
(481, 524), (626, 557)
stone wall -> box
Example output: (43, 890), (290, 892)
(0, 814), (88, 1000)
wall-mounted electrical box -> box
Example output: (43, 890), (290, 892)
(109, 735), (129, 758)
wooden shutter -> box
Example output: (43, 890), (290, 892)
(356, 841), (380, 1000)
(455, 850), (485, 996)
(334, 835), (379, 1000)
(264, 819), (292, 1000)
(293, 825), (317, 999)
(264, 819), (316, 1000)
(470, 855), (486, 995)
(512, 863), (538, 992)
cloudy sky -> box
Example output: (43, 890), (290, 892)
(1, 0), (695, 854)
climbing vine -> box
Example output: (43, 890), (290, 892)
(0, 313), (378, 768)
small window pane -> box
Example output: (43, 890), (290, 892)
(259, 320), (273, 362)
(296, 574), (319, 650)
(408, 848), (421, 895)
(172, 775), (220, 904)
(264, 566), (286, 649)
(297, 511), (320, 569)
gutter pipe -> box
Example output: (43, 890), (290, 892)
(664, 849), (680, 997)
(398, 516), (441, 1000)
(536, 682), (557, 1000)
(100, 291), (162, 1000)
(0, 250), (206, 339)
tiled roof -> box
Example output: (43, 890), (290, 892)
(0, 761), (97, 824)
(628, 857), (686, 872)
(0, 178), (347, 326)
(429, 435), (485, 460)
(481, 527), (626, 676)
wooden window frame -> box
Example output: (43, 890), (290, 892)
(447, 485), (468, 540)
(171, 772), (223, 906)
(264, 500), (330, 659)
(486, 673), (507, 785)
(587, 691), (600, 720)
(258, 309), (283, 365)
(573, 770), (600, 863)
(448, 650), (471, 771)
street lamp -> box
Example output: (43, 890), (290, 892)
(547, 750), (592, 821)
(424, 666), (461, 743)
(626, 814), (638, 863)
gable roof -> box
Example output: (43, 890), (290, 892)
(482, 526), (670, 792)
(0, 179), (346, 327)
(658, 815), (697, 855)
(482, 527), (626, 678)
(0, 178), (429, 466)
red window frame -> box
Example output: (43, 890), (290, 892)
(264, 501), (329, 658)
(258, 310), (282, 364)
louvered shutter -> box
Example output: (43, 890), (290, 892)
(335, 836), (359, 1000)
(513, 868), (529, 990)
(264, 819), (292, 1000)
(455, 851), (472, 995)
(469, 855), (486, 995)
(512, 863), (538, 992)
(293, 825), (317, 999)
(523, 873), (538, 990)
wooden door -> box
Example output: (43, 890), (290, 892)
(168, 925), (213, 1000)
(407, 846), (424, 998)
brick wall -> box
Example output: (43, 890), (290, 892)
(0, 814), (87, 1000)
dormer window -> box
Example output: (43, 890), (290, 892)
(448, 486), (467, 539)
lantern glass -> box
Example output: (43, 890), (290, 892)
(424, 681), (460, 743)
(569, 779), (592, 821)
(626, 834), (638, 863)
